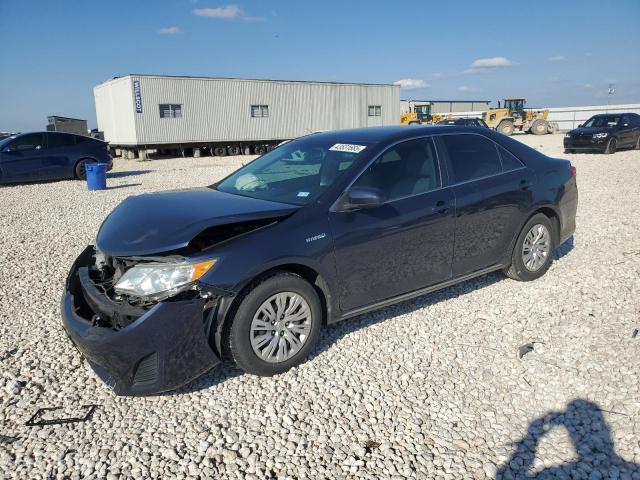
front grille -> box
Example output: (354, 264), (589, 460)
(132, 353), (159, 387)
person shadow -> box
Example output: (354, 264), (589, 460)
(496, 399), (639, 479)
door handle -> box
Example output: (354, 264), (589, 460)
(519, 179), (532, 190)
(432, 200), (449, 214)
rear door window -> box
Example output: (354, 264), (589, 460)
(441, 134), (501, 183)
(46, 133), (76, 148)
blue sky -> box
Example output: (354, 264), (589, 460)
(1, 0), (639, 132)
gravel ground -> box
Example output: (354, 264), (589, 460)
(1, 134), (639, 479)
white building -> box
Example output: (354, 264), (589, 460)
(94, 74), (400, 157)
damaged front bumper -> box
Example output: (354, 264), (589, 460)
(61, 246), (222, 396)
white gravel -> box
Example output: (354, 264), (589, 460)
(1, 134), (639, 479)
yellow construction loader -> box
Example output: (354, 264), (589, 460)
(400, 103), (450, 125)
(484, 98), (557, 135)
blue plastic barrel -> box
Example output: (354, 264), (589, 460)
(85, 163), (108, 191)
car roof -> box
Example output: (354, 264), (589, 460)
(308, 125), (492, 144)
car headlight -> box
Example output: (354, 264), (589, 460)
(114, 259), (217, 299)
(593, 132), (609, 139)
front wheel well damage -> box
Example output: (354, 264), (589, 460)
(212, 264), (330, 360)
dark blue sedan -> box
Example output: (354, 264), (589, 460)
(62, 126), (578, 395)
(0, 132), (112, 183)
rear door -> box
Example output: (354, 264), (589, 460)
(0, 133), (46, 181)
(619, 115), (638, 147)
(43, 133), (76, 179)
(438, 133), (534, 276)
(329, 137), (455, 312)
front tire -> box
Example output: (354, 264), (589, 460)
(497, 120), (514, 136)
(604, 137), (617, 154)
(504, 214), (554, 281)
(530, 119), (548, 135)
(228, 273), (322, 376)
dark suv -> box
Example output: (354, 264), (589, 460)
(564, 113), (640, 154)
(62, 126), (578, 395)
(0, 132), (112, 183)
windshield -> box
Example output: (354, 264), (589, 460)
(583, 115), (621, 128)
(0, 135), (17, 149)
(214, 136), (370, 205)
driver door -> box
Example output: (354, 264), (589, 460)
(328, 137), (455, 312)
(0, 133), (46, 181)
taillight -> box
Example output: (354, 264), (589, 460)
(570, 165), (576, 177)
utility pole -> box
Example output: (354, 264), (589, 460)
(607, 83), (615, 110)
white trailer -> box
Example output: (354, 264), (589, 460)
(94, 74), (400, 158)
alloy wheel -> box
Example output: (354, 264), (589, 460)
(249, 292), (312, 363)
(521, 224), (551, 272)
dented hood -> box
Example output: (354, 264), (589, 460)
(96, 188), (298, 256)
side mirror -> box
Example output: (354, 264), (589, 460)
(336, 187), (384, 211)
(578, 124), (583, 128)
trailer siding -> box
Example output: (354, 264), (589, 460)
(95, 75), (399, 146)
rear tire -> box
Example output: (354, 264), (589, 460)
(504, 214), (554, 281)
(74, 159), (94, 180)
(604, 137), (617, 154)
(228, 145), (241, 156)
(254, 145), (266, 155)
(564, 149), (575, 154)
(497, 120), (514, 136)
(228, 273), (322, 376)
(214, 146), (227, 157)
(530, 119), (548, 135)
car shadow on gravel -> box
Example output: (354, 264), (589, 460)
(107, 183), (142, 190)
(178, 243), (574, 395)
(106, 170), (151, 179)
(496, 399), (639, 479)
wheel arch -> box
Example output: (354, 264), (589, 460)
(212, 262), (333, 358)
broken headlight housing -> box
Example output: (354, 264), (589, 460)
(114, 259), (217, 300)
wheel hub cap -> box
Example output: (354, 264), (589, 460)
(250, 292), (312, 363)
(522, 224), (551, 272)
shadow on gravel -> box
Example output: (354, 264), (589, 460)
(171, 363), (243, 396)
(553, 235), (574, 261)
(496, 399), (639, 479)
(177, 242), (574, 395)
(106, 170), (151, 179)
(107, 183), (142, 190)
(310, 270), (506, 361)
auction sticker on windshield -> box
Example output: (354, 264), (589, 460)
(329, 144), (367, 153)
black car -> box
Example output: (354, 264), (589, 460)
(0, 132), (112, 183)
(437, 117), (489, 128)
(564, 113), (640, 154)
(62, 126), (578, 395)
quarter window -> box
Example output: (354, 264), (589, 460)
(368, 105), (382, 117)
(159, 104), (182, 118)
(352, 138), (440, 201)
(496, 145), (524, 171)
(251, 105), (269, 118)
(441, 134), (501, 183)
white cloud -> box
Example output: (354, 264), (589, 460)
(583, 83), (594, 90)
(457, 85), (478, 92)
(548, 55), (566, 62)
(192, 5), (265, 21)
(393, 78), (429, 90)
(465, 56), (515, 73)
(159, 26), (180, 34)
